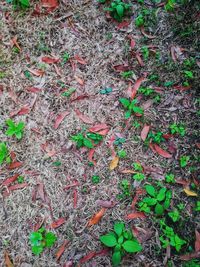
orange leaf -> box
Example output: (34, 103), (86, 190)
(51, 218), (66, 229)
(87, 208), (106, 226)
(27, 68), (45, 77)
(125, 212), (146, 220)
(56, 240), (69, 261)
(141, 125), (150, 141)
(183, 188), (197, 196)
(74, 75), (84, 86)
(54, 111), (70, 129)
(42, 56), (60, 64)
(109, 156), (119, 171)
(11, 36), (21, 51)
(4, 251), (13, 267)
(153, 144), (172, 158)
(8, 162), (23, 170)
(120, 169), (136, 174)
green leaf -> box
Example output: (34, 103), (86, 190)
(155, 203), (164, 215)
(112, 251), (121, 266)
(15, 131), (22, 139)
(118, 236), (124, 244)
(157, 188), (167, 201)
(163, 198), (171, 209)
(31, 245), (43, 255)
(145, 185), (156, 197)
(83, 138), (93, 148)
(20, 0), (30, 7)
(29, 232), (43, 246)
(125, 110), (131, 119)
(116, 4), (124, 18)
(44, 232), (57, 247)
(122, 240), (142, 253)
(114, 222), (125, 236)
(119, 98), (130, 109)
(143, 197), (157, 206)
(132, 106), (143, 114)
(100, 234), (117, 247)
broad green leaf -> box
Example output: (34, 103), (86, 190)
(116, 4), (124, 18)
(15, 131), (22, 140)
(163, 198), (171, 209)
(29, 232), (42, 246)
(155, 203), (164, 215)
(20, 0), (30, 7)
(6, 119), (15, 127)
(114, 222), (125, 236)
(145, 185), (156, 197)
(143, 197), (157, 206)
(31, 245), (43, 255)
(122, 240), (142, 253)
(125, 110), (131, 119)
(119, 98), (130, 109)
(83, 138), (93, 148)
(157, 188), (167, 201)
(100, 234), (117, 247)
(118, 235), (124, 244)
(44, 232), (57, 247)
(112, 251), (121, 266)
(132, 106), (143, 114)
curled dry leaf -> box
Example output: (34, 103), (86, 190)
(75, 109), (94, 124)
(4, 251), (13, 267)
(141, 125), (150, 141)
(51, 218), (66, 229)
(109, 156), (119, 171)
(183, 188), (198, 197)
(125, 212), (146, 220)
(56, 240), (69, 261)
(87, 208), (106, 226)
(152, 144), (172, 158)
(54, 111), (70, 129)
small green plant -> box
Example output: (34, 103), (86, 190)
(61, 88), (76, 97)
(114, 137), (126, 146)
(194, 201), (200, 212)
(120, 71), (134, 79)
(141, 46), (149, 61)
(132, 173), (145, 181)
(62, 52), (70, 65)
(180, 155), (190, 168)
(183, 259), (200, 267)
(29, 227), (57, 255)
(104, 0), (132, 22)
(133, 162), (143, 172)
(11, 0), (30, 9)
(183, 70), (194, 80)
(71, 132), (103, 149)
(183, 57), (195, 68)
(132, 121), (141, 128)
(165, 173), (175, 183)
(100, 222), (142, 266)
(118, 150), (127, 158)
(17, 176), (24, 183)
(92, 175), (100, 184)
(117, 179), (131, 200)
(135, 14), (145, 27)
(5, 119), (25, 140)
(159, 220), (186, 251)
(0, 142), (11, 165)
(168, 209), (180, 222)
(169, 123), (185, 136)
(146, 130), (165, 144)
(138, 185), (172, 215)
(164, 0), (176, 11)
(119, 98), (143, 119)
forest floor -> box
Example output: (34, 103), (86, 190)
(0, 0), (200, 266)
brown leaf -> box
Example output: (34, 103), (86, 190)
(10, 106), (30, 117)
(8, 162), (23, 170)
(2, 174), (19, 186)
(141, 125), (150, 141)
(125, 212), (146, 220)
(117, 21), (130, 29)
(4, 251), (13, 267)
(70, 94), (90, 102)
(135, 52), (145, 67)
(26, 87), (42, 93)
(170, 46), (177, 62)
(11, 36), (21, 51)
(88, 123), (109, 134)
(88, 148), (97, 166)
(109, 156), (119, 171)
(75, 109), (94, 124)
(56, 240), (69, 261)
(180, 252), (200, 261)
(27, 68), (45, 77)
(153, 144), (173, 158)
(74, 55), (87, 65)
(96, 199), (116, 208)
(87, 208), (106, 226)
(113, 64), (129, 72)
(41, 0), (59, 9)
(74, 75), (84, 86)
(79, 249), (109, 264)
(195, 230), (200, 252)
(140, 26), (156, 39)
(54, 111), (70, 129)
(127, 77), (146, 99)
(120, 169), (137, 174)
(51, 218), (66, 229)
(3, 183), (28, 197)
(173, 85), (192, 91)
(42, 56), (60, 64)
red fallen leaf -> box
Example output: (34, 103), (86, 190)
(3, 183), (28, 197)
(74, 75), (84, 86)
(26, 87), (41, 93)
(41, 56), (60, 64)
(73, 189), (78, 208)
(170, 46), (177, 62)
(128, 77), (146, 99)
(125, 212), (146, 220)
(117, 20), (130, 29)
(41, 0), (58, 9)
(10, 151), (16, 161)
(195, 230), (200, 252)
(173, 85), (192, 91)
(75, 109), (94, 124)
(163, 134), (173, 139)
(54, 64), (62, 76)
(113, 64), (129, 72)
(196, 143), (200, 149)
(97, 128), (110, 136)
(27, 68), (45, 77)
(89, 123), (109, 134)
(135, 52), (145, 66)
(51, 218), (66, 229)
(4, 250), (13, 267)
(74, 55), (87, 65)
(54, 111), (70, 129)
(153, 144), (173, 158)
(88, 148), (97, 166)
(127, 35), (136, 49)
(10, 106), (30, 117)
(0, 85), (3, 96)
(87, 208), (106, 226)
(180, 252), (200, 261)
(131, 195), (139, 210)
(63, 261), (73, 267)
(2, 174), (19, 186)
(140, 26), (156, 39)
(63, 181), (80, 190)
(71, 94), (90, 102)
(56, 240), (69, 262)
(141, 125), (150, 141)
(79, 252), (96, 264)
(8, 162), (23, 170)
(96, 199), (116, 208)
(10, 36), (21, 51)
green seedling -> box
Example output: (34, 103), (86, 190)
(117, 179), (131, 200)
(132, 121), (141, 128)
(146, 130), (165, 144)
(61, 88), (76, 97)
(164, 81), (174, 87)
(0, 142), (11, 165)
(183, 70), (194, 79)
(118, 150), (126, 158)
(10, 0), (30, 9)
(17, 176), (24, 183)
(119, 98), (143, 119)
(138, 87), (154, 96)
(180, 155), (190, 168)
(169, 123), (185, 136)
(99, 0), (106, 3)
(141, 46), (149, 61)
(71, 132), (103, 149)
(159, 220), (186, 251)
(133, 162), (143, 172)
(104, 0), (132, 22)
(0, 72), (6, 79)
(135, 14), (145, 27)
(183, 58), (195, 68)
(62, 52), (70, 65)
(92, 175), (100, 184)
(29, 227), (57, 255)
(164, 0), (176, 11)
(165, 173), (175, 183)
(100, 87), (113, 95)
(114, 137), (126, 146)
(120, 71), (134, 79)
(138, 185), (172, 215)
(5, 119), (25, 140)
(100, 222), (142, 266)
(194, 201), (200, 212)
(132, 173), (145, 181)
(183, 259), (200, 267)
(53, 161), (62, 167)
(168, 209), (180, 222)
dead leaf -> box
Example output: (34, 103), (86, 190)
(125, 212), (146, 220)
(73, 189), (78, 208)
(87, 208), (106, 226)
(74, 55), (87, 65)
(120, 169), (137, 174)
(27, 68), (45, 77)
(8, 162), (23, 170)
(41, 0), (58, 9)
(54, 111), (70, 129)
(153, 144), (173, 158)
(10, 36), (21, 51)
(135, 52), (145, 67)
(4, 251), (13, 267)
(96, 199), (116, 208)
(184, 188), (198, 197)
(117, 21), (130, 29)
(10, 106), (30, 117)
(51, 218), (66, 229)
(71, 94), (90, 102)
(3, 183), (28, 197)
(141, 125), (150, 141)
(74, 75), (84, 85)
(140, 26), (156, 39)
(128, 77), (146, 99)
(56, 240), (69, 261)
(1, 174), (19, 187)
(42, 56), (60, 64)
(88, 123), (109, 134)
(75, 109), (94, 124)
(195, 230), (200, 252)
(173, 85), (192, 91)
(26, 87), (42, 93)
(109, 156), (119, 170)
(79, 249), (109, 264)
(113, 64), (129, 72)
(127, 35), (136, 49)
(88, 148), (97, 166)
(170, 46), (177, 62)
(180, 252), (200, 261)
